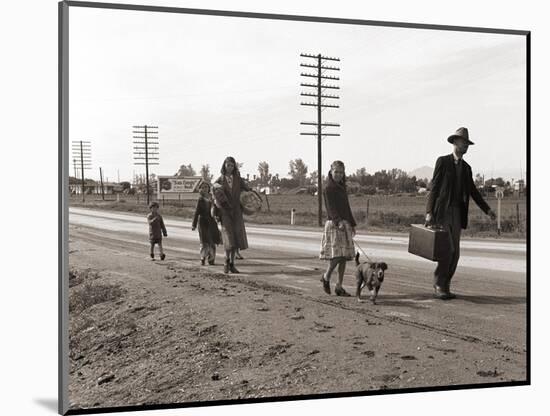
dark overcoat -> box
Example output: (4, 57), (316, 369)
(147, 213), (167, 243)
(192, 196), (221, 246)
(214, 174), (251, 250)
(426, 154), (491, 229)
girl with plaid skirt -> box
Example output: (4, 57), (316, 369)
(320, 160), (357, 296)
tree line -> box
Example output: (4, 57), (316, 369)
(74, 159), (523, 196)
(173, 159), (428, 195)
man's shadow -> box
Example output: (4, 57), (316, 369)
(455, 294), (526, 305)
(376, 293), (525, 306)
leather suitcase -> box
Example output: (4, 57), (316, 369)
(408, 224), (451, 261)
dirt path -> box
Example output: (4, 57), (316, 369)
(68, 226), (526, 411)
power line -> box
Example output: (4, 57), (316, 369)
(132, 125), (159, 205)
(300, 53), (341, 227)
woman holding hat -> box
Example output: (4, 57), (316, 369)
(320, 160), (357, 296)
(213, 156), (252, 274)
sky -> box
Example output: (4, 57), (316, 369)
(68, 6), (527, 184)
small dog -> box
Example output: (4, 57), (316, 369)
(354, 252), (388, 304)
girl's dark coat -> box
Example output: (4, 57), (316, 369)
(192, 196), (221, 245)
(324, 174), (357, 227)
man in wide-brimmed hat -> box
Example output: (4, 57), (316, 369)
(425, 127), (496, 300)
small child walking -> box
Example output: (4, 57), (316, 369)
(192, 182), (222, 265)
(147, 201), (167, 261)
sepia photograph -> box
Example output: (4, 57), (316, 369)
(60, 2), (528, 414)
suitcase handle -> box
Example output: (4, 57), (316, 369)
(425, 223), (445, 231)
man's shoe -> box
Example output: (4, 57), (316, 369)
(444, 285), (457, 299)
(224, 260), (230, 274)
(201, 258), (205, 266)
(320, 275), (331, 295)
(160, 253), (166, 261)
(433, 285), (453, 300)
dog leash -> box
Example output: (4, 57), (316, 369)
(353, 238), (374, 263)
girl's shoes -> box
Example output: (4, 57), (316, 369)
(335, 286), (351, 297)
(320, 275), (331, 294)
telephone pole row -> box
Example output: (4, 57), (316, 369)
(71, 140), (92, 202)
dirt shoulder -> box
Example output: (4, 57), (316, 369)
(68, 230), (526, 411)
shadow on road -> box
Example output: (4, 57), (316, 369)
(456, 294), (526, 305)
(360, 293), (526, 307)
(241, 269), (321, 277)
(243, 256), (317, 261)
(369, 293), (436, 309)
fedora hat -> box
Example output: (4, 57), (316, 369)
(447, 127), (474, 145)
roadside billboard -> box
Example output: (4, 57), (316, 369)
(157, 176), (203, 195)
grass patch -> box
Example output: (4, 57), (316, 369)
(69, 268), (124, 314)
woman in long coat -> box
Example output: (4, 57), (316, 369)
(192, 182), (221, 265)
(319, 160), (357, 296)
(213, 156), (251, 274)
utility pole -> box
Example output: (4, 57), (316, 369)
(300, 53), (341, 227)
(133, 125), (159, 205)
(99, 167), (105, 200)
(71, 140), (92, 202)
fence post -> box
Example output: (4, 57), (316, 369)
(516, 203), (520, 231)
(497, 198), (501, 236)
(162, 195), (165, 207)
(264, 192), (271, 212)
(291, 208), (296, 225)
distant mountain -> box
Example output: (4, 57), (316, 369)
(409, 166), (433, 180)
